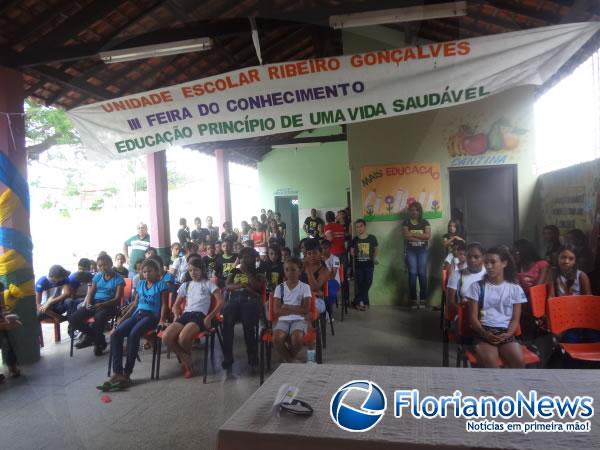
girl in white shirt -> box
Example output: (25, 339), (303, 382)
(446, 242), (486, 314)
(465, 246), (527, 368)
(272, 257), (311, 363)
(162, 258), (223, 378)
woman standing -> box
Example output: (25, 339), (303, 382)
(402, 202), (431, 309)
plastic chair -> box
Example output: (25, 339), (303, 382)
(259, 293), (322, 385)
(456, 303), (541, 368)
(123, 278), (133, 304)
(547, 295), (600, 362)
(40, 318), (64, 347)
(154, 295), (223, 383)
(72, 288), (125, 357)
(529, 283), (548, 334)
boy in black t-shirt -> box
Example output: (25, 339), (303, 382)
(260, 245), (284, 293)
(202, 242), (218, 279)
(303, 208), (324, 238)
(216, 240), (238, 288)
(351, 219), (378, 311)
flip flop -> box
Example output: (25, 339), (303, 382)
(96, 381), (113, 392)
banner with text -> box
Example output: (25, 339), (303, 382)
(361, 163), (443, 221)
(68, 22), (600, 160)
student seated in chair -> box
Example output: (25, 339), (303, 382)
(106, 258), (168, 389)
(162, 258), (223, 378)
(36, 265), (76, 323)
(548, 245), (596, 343)
(272, 258), (311, 363)
(69, 253), (124, 356)
(464, 246), (527, 368)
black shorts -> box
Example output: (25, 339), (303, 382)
(176, 311), (207, 330)
(474, 326), (516, 345)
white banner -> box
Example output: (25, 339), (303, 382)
(68, 22), (600, 160)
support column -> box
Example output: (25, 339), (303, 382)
(215, 148), (232, 226)
(0, 67), (39, 363)
(146, 150), (171, 263)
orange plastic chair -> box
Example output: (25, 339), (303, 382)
(456, 303), (541, 368)
(529, 283), (548, 333)
(123, 278), (133, 304)
(547, 295), (600, 362)
(259, 293), (322, 385)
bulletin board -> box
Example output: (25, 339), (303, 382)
(360, 163), (443, 221)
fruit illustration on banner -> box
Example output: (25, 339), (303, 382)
(447, 118), (527, 157)
(462, 132), (488, 155)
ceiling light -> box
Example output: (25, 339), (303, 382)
(99, 38), (213, 64)
(330, 1), (467, 29)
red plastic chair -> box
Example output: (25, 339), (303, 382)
(259, 293), (322, 385)
(456, 303), (541, 368)
(547, 295), (600, 362)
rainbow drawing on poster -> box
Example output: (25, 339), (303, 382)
(360, 163), (443, 222)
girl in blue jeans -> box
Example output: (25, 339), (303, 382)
(105, 258), (168, 389)
(402, 202), (431, 309)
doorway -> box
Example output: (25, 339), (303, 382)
(449, 165), (518, 249)
(275, 195), (300, 252)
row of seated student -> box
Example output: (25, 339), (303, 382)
(444, 239), (598, 369)
(32, 230), (370, 386)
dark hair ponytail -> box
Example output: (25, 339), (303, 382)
(485, 246), (517, 283)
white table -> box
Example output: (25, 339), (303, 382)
(217, 364), (599, 450)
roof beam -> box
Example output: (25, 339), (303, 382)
(30, 0), (124, 49)
(28, 67), (109, 101)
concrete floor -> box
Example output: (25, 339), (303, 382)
(1, 306), (444, 450)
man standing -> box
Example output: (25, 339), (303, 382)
(123, 222), (150, 278)
(206, 215), (220, 242)
(303, 208), (324, 238)
(274, 212), (287, 240)
(177, 218), (190, 246)
(191, 217), (210, 243)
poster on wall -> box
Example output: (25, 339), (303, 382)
(540, 160), (600, 239)
(360, 163), (442, 222)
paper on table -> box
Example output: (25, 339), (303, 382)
(272, 384), (299, 416)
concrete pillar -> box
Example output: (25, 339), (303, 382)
(215, 148), (232, 226)
(146, 150), (171, 263)
(0, 66), (39, 363)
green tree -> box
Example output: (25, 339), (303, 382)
(25, 98), (80, 160)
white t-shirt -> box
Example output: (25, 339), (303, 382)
(464, 280), (527, 328)
(177, 280), (218, 315)
(274, 281), (311, 321)
(172, 256), (188, 283)
(447, 267), (486, 303)
(324, 254), (341, 284)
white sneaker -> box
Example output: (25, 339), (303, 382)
(410, 300), (418, 309)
